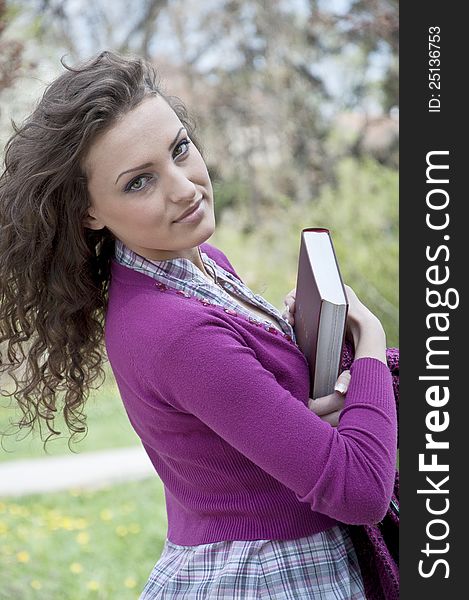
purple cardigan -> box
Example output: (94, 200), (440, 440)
(104, 242), (397, 545)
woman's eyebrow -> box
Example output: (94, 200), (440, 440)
(115, 162), (153, 185)
(168, 127), (186, 151)
(114, 127), (186, 185)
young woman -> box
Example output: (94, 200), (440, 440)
(0, 51), (396, 599)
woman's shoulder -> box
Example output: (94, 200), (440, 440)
(106, 273), (236, 345)
(108, 274), (208, 326)
(105, 285), (247, 382)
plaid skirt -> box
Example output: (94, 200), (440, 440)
(139, 524), (366, 599)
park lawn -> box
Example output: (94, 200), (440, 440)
(0, 364), (140, 462)
(0, 477), (167, 599)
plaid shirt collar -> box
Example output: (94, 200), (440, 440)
(114, 239), (295, 340)
(115, 238), (216, 286)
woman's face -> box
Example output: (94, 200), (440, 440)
(83, 94), (215, 262)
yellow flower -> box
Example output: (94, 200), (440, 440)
(16, 551), (30, 563)
(60, 517), (74, 530)
(8, 505), (28, 517)
(115, 525), (128, 537)
(69, 488), (83, 497)
(0, 521), (8, 536)
(47, 511), (63, 531)
(70, 562), (84, 574)
(129, 523), (141, 534)
(0, 502), (6, 513)
(86, 580), (100, 591)
(124, 577), (137, 589)
(30, 580), (42, 590)
(75, 518), (88, 530)
(76, 531), (90, 545)
(100, 509), (113, 521)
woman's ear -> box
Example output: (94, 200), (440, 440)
(83, 208), (105, 230)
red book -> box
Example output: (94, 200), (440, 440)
(294, 228), (349, 399)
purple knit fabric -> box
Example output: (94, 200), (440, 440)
(104, 242), (397, 546)
(341, 341), (400, 600)
(341, 341), (399, 446)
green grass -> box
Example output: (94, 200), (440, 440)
(0, 477), (167, 599)
(0, 364), (140, 462)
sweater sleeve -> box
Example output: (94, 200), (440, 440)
(153, 316), (397, 525)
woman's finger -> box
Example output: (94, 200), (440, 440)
(308, 391), (344, 415)
(308, 370), (350, 414)
(283, 288), (296, 311)
(320, 409), (342, 427)
(281, 308), (295, 325)
(334, 370), (351, 395)
(282, 288), (296, 325)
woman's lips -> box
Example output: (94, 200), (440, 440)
(174, 198), (204, 223)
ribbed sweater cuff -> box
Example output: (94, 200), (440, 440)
(347, 356), (394, 410)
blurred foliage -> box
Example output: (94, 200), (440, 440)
(3, 0), (399, 189)
(0, 0), (25, 92)
(211, 155), (398, 347)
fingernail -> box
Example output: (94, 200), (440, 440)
(334, 383), (347, 395)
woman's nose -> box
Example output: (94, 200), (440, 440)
(165, 166), (198, 204)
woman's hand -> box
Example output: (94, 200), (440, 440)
(282, 284), (387, 363)
(282, 284), (384, 332)
(308, 370), (351, 427)
(282, 288), (296, 326)
(344, 284), (381, 339)
(344, 284), (387, 364)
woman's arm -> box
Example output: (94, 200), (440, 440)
(149, 310), (397, 526)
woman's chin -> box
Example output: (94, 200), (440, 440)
(197, 212), (216, 243)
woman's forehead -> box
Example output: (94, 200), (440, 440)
(98, 95), (179, 148)
(84, 96), (181, 178)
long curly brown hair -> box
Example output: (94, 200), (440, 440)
(0, 50), (202, 452)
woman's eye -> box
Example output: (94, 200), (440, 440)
(123, 139), (190, 193)
(173, 138), (191, 158)
(125, 175), (152, 193)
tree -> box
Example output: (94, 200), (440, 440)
(9, 0), (399, 210)
(0, 0), (24, 94)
